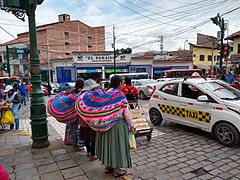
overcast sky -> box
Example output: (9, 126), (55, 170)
(0, 0), (240, 53)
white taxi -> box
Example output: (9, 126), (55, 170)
(148, 78), (240, 147)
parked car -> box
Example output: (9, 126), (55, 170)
(58, 82), (75, 92)
(51, 83), (60, 94)
(157, 78), (177, 82)
(149, 78), (240, 147)
(41, 85), (48, 96)
(131, 79), (157, 100)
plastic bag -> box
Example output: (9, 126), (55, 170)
(129, 132), (137, 150)
(1, 110), (14, 124)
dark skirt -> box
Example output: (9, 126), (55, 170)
(79, 127), (96, 142)
(95, 119), (132, 168)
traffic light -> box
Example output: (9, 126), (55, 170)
(2, 63), (8, 72)
(115, 48), (132, 56)
(222, 44), (230, 57)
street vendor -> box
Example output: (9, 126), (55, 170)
(4, 85), (21, 130)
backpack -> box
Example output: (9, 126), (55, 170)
(125, 86), (136, 101)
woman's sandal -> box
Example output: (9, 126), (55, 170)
(90, 156), (97, 161)
(113, 169), (127, 177)
(105, 166), (114, 174)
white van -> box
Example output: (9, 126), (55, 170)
(109, 72), (149, 81)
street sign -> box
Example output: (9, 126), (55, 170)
(16, 49), (25, 54)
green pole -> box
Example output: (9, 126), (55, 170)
(27, 1), (49, 148)
(6, 45), (10, 77)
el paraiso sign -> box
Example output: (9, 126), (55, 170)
(73, 52), (131, 63)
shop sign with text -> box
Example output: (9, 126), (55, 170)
(73, 53), (130, 63)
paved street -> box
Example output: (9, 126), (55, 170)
(1, 96), (240, 179)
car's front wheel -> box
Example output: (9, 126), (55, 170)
(214, 122), (240, 147)
(149, 108), (163, 126)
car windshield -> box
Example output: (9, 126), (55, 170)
(141, 79), (157, 84)
(67, 83), (75, 87)
(199, 81), (240, 100)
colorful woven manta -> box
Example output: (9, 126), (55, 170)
(46, 92), (80, 124)
(75, 88), (128, 131)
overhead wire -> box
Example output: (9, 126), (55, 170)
(114, 0), (232, 38)
(131, 5), (240, 49)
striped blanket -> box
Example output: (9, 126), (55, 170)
(75, 88), (128, 131)
(46, 92), (80, 124)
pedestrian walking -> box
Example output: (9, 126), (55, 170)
(96, 78), (103, 89)
(79, 79), (100, 160)
(27, 83), (32, 101)
(67, 78), (85, 150)
(4, 85), (21, 130)
(76, 75), (135, 177)
(18, 82), (28, 105)
(103, 81), (110, 91)
(122, 77), (138, 109)
(47, 82), (52, 97)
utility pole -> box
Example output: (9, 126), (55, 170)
(113, 26), (116, 75)
(46, 31), (51, 83)
(159, 36), (163, 55)
(211, 42), (214, 76)
(6, 45), (10, 77)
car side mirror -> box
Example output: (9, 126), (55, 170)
(197, 95), (210, 102)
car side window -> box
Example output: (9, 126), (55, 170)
(182, 83), (205, 100)
(160, 83), (178, 96)
(135, 82), (141, 86)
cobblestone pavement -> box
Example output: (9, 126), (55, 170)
(1, 96), (240, 179)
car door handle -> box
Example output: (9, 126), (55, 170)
(180, 104), (187, 107)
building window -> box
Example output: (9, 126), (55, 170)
(217, 55), (220, 61)
(88, 36), (92, 39)
(199, 55), (204, 61)
(64, 31), (69, 35)
(65, 52), (70, 55)
(88, 45), (92, 48)
(214, 56), (216, 61)
(238, 44), (240, 54)
(193, 54), (196, 57)
(65, 42), (69, 45)
(208, 55), (212, 61)
(0, 56), (2, 63)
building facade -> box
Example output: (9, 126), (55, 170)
(225, 31), (240, 73)
(225, 31), (240, 62)
(189, 33), (219, 72)
(48, 50), (194, 83)
(0, 14), (105, 80)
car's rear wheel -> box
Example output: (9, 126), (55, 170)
(139, 91), (146, 100)
(149, 108), (163, 126)
(214, 122), (240, 147)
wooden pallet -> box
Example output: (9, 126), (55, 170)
(129, 108), (153, 141)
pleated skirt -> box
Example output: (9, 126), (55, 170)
(95, 119), (132, 168)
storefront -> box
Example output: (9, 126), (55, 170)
(76, 67), (102, 80)
(56, 66), (75, 83)
(72, 51), (131, 80)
